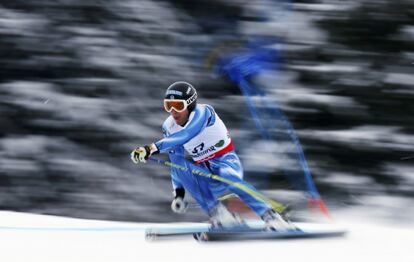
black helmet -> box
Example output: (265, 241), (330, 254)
(164, 81), (198, 112)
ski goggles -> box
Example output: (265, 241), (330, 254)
(163, 99), (188, 112)
(163, 92), (197, 113)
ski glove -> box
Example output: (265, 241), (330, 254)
(131, 143), (159, 163)
(171, 197), (188, 214)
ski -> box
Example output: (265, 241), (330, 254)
(145, 221), (347, 242)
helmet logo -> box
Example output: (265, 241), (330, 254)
(169, 95), (175, 99)
(186, 92), (197, 105)
(166, 90), (183, 96)
(186, 87), (191, 95)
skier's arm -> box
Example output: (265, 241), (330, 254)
(154, 106), (210, 153)
(130, 108), (207, 163)
(131, 106), (213, 164)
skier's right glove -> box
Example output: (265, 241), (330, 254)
(130, 143), (158, 164)
(171, 197), (188, 214)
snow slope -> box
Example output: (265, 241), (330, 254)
(0, 211), (412, 262)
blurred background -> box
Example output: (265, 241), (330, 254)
(0, 0), (413, 224)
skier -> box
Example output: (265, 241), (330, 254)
(131, 81), (294, 231)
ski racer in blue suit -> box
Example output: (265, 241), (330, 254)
(131, 81), (293, 230)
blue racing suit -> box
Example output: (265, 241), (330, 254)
(154, 104), (272, 217)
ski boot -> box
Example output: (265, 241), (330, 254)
(261, 209), (297, 232)
(209, 202), (244, 229)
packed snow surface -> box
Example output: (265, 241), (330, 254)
(0, 211), (412, 262)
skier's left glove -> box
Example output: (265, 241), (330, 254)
(131, 143), (159, 164)
(171, 197), (188, 214)
(171, 188), (187, 214)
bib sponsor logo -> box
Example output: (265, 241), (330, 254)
(192, 145), (216, 159)
(191, 139), (226, 159)
(214, 139), (225, 148)
(192, 143), (205, 154)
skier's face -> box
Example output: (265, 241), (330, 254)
(170, 108), (189, 126)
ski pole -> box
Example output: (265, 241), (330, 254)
(147, 156), (286, 213)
